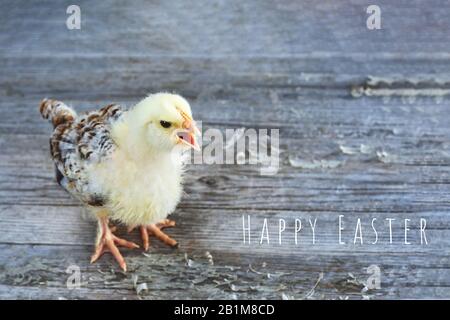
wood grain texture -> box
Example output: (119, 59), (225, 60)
(1, 0), (450, 299)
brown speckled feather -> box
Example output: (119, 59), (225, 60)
(40, 99), (124, 206)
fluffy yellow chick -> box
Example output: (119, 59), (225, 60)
(40, 93), (200, 271)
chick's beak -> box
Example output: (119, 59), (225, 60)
(176, 121), (200, 151)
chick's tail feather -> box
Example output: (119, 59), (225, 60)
(39, 98), (77, 128)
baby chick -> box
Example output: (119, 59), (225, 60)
(40, 93), (200, 271)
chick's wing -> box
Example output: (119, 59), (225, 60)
(50, 104), (124, 206)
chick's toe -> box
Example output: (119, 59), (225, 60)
(91, 217), (139, 272)
(137, 220), (178, 251)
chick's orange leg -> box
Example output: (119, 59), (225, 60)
(90, 217), (139, 272)
(139, 219), (177, 251)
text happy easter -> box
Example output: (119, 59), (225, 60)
(241, 215), (429, 245)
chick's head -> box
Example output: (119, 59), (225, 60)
(129, 93), (200, 154)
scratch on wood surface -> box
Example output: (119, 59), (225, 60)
(351, 76), (450, 98)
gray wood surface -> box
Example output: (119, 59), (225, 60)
(1, 0), (450, 299)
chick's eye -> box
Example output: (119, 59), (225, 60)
(160, 120), (172, 128)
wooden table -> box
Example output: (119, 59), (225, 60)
(1, 0), (450, 299)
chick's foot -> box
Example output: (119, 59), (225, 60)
(90, 217), (139, 272)
(139, 219), (178, 251)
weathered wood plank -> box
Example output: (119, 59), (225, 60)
(2, 0), (450, 57)
(0, 203), (449, 255)
(1, 133), (450, 210)
(4, 57), (450, 102)
(1, 244), (450, 299)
